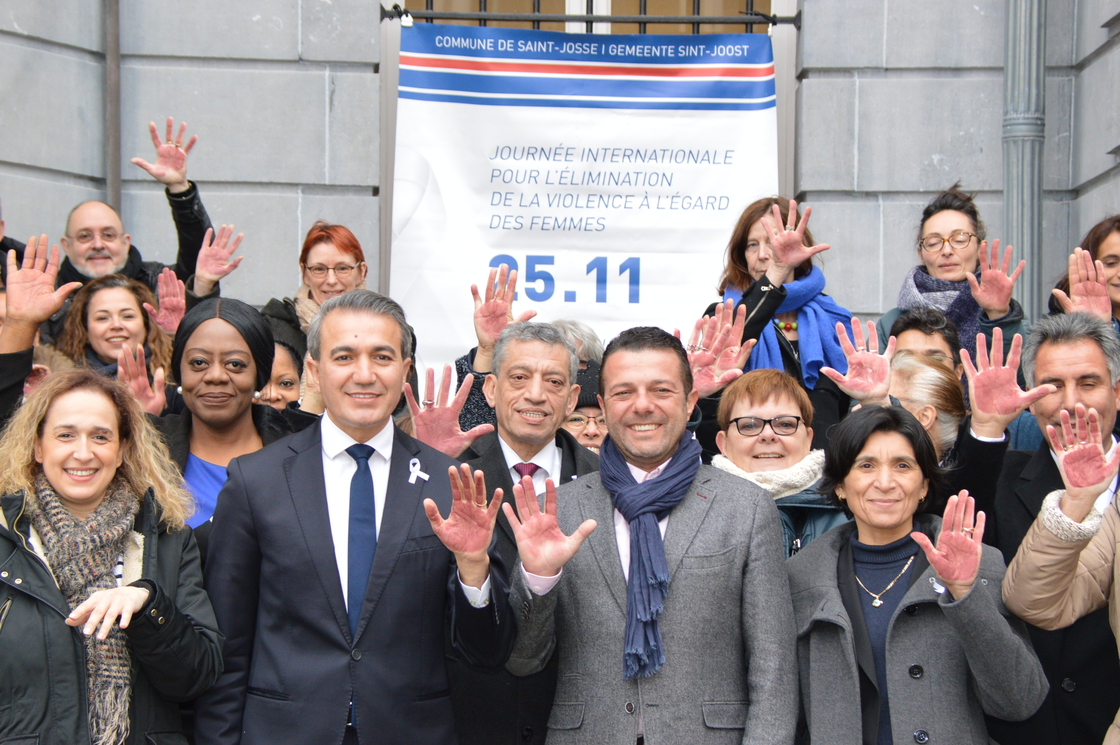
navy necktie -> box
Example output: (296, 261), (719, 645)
(346, 444), (376, 637)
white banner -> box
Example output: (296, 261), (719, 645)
(390, 23), (778, 370)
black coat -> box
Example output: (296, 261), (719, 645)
(151, 404), (304, 567)
(966, 437), (1120, 745)
(699, 276), (849, 458)
(0, 489), (223, 745)
(37, 183), (214, 344)
(448, 429), (600, 745)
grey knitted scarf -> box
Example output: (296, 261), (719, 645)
(30, 473), (139, 745)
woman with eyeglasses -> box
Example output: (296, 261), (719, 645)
(560, 359), (606, 453)
(876, 183), (1028, 361)
(711, 368), (847, 556)
(259, 221), (369, 414)
(788, 405), (1047, 745)
(700, 197), (854, 455)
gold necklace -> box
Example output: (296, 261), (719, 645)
(855, 555), (915, 608)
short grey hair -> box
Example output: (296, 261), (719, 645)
(1021, 312), (1120, 386)
(890, 351), (966, 456)
(307, 290), (412, 361)
(551, 319), (604, 363)
(492, 321), (578, 382)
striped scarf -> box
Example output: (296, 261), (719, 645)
(30, 473), (139, 745)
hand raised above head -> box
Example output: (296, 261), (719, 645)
(194, 225), (245, 297)
(502, 476), (596, 577)
(406, 364), (494, 457)
(819, 317), (893, 406)
(759, 199), (830, 285)
(130, 116), (196, 193)
(962, 327), (1054, 438)
(471, 263), (536, 350)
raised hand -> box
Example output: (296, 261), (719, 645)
(968, 239), (1025, 320)
(680, 301), (755, 399)
(66, 585), (151, 640)
(193, 225), (245, 296)
(962, 327), (1054, 438)
(143, 268), (186, 336)
(472, 263), (536, 347)
(819, 318), (893, 406)
(911, 492), (985, 600)
(129, 117), (196, 193)
(1047, 405), (1120, 522)
(759, 199), (830, 286)
(425, 465), (503, 587)
(0, 236), (83, 353)
(502, 476), (596, 577)
(117, 345), (167, 415)
(405, 364), (494, 457)
(1051, 247), (1112, 321)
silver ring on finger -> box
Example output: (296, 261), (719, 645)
(422, 400), (435, 406)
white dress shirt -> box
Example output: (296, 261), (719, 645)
(523, 457), (671, 594)
(320, 413), (396, 610)
(320, 414), (491, 609)
(497, 436), (563, 496)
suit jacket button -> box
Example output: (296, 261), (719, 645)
(624, 702), (635, 714)
(521, 726), (533, 739)
(908, 664), (923, 679)
(913, 730), (929, 743)
(1062, 678), (1076, 692)
(352, 649), (362, 661)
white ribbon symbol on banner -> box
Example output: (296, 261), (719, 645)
(408, 458), (430, 484)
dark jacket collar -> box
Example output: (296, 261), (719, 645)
(56, 246), (145, 287)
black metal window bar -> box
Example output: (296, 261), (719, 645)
(381, 2), (799, 34)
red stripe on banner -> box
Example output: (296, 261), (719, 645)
(400, 53), (774, 79)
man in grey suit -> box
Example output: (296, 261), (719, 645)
(501, 326), (798, 744)
(450, 322), (600, 745)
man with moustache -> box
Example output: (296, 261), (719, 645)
(501, 326), (797, 744)
(955, 312), (1120, 745)
(449, 322), (600, 745)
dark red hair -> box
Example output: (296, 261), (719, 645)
(299, 221), (365, 266)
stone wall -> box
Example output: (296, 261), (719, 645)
(795, 0), (1118, 322)
(0, 1), (381, 305)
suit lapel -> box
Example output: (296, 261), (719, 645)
(283, 425), (352, 642)
(580, 480), (629, 618)
(469, 433), (518, 547)
(354, 428), (426, 640)
(1016, 444), (1062, 517)
(663, 471), (717, 581)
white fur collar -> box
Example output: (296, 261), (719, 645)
(711, 450), (825, 499)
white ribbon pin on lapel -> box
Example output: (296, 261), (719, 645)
(409, 458), (430, 485)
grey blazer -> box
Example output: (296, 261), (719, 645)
(787, 519), (1048, 745)
(507, 465), (798, 745)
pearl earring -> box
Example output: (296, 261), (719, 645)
(253, 391), (262, 399)
(177, 386), (183, 395)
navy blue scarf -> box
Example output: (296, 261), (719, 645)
(599, 430), (702, 680)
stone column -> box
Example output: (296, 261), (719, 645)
(1003, 0), (1047, 320)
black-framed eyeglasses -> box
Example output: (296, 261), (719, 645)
(728, 415), (802, 437)
(305, 263), (361, 278)
(918, 231), (977, 253)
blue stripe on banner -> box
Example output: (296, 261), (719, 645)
(398, 89), (776, 111)
(401, 23), (774, 68)
(399, 68), (775, 101)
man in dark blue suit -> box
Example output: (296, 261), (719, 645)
(195, 291), (517, 745)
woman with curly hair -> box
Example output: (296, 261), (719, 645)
(55, 273), (173, 382)
(0, 368), (222, 744)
